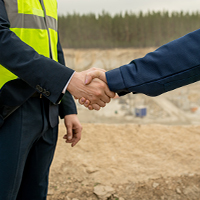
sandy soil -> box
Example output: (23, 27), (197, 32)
(47, 48), (200, 200)
(48, 123), (200, 200)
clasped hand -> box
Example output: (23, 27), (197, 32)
(67, 68), (114, 110)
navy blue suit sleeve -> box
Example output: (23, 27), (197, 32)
(57, 36), (77, 117)
(0, 1), (74, 104)
(57, 35), (66, 66)
(106, 29), (200, 96)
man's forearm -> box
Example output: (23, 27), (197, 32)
(106, 29), (200, 96)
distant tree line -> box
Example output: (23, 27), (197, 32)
(58, 11), (200, 48)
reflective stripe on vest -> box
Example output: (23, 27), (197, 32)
(0, 0), (58, 89)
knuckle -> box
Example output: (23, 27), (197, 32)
(95, 91), (101, 97)
(90, 96), (96, 103)
(89, 96), (93, 101)
(99, 82), (105, 88)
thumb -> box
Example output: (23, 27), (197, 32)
(85, 71), (107, 85)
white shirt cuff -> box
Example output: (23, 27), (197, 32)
(62, 72), (75, 94)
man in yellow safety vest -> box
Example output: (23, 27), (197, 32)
(0, 1), (115, 199)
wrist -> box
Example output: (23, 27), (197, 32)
(62, 72), (75, 94)
(66, 72), (78, 94)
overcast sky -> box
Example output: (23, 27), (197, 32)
(57, 0), (200, 15)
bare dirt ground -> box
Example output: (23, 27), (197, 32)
(48, 124), (200, 200)
(47, 48), (200, 200)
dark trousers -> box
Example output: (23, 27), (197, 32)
(0, 97), (58, 200)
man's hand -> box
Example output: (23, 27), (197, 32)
(85, 69), (107, 84)
(63, 114), (82, 147)
(67, 69), (115, 108)
(78, 68), (111, 110)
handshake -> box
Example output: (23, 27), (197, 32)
(67, 68), (115, 110)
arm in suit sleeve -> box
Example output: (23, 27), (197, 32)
(57, 36), (77, 118)
(0, 0), (74, 104)
(106, 29), (200, 97)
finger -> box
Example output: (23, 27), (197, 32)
(78, 98), (91, 108)
(72, 137), (81, 147)
(84, 100), (90, 107)
(66, 125), (73, 141)
(78, 97), (86, 105)
(98, 91), (111, 104)
(100, 95), (110, 104)
(65, 138), (75, 143)
(73, 131), (82, 147)
(88, 105), (100, 110)
(65, 135), (77, 143)
(67, 132), (81, 147)
(85, 71), (107, 85)
(103, 83), (115, 98)
(105, 88), (116, 99)
(63, 134), (68, 139)
(64, 136), (73, 143)
(91, 104), (101, 111)
(95, 100), (106, 107)
(88, 105), (94, 110)
(88, 80), (110, 104)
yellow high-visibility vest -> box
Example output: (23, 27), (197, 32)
(0, 0), (58, 88)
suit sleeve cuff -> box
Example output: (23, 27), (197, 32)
(106, 68), (126, 92)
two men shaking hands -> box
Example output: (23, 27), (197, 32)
(67, 68), (114, 111)
(67, 28), (200, 112)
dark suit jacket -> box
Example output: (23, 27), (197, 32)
(0, 0), (77, 127)
(106, 29), (200, 97)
